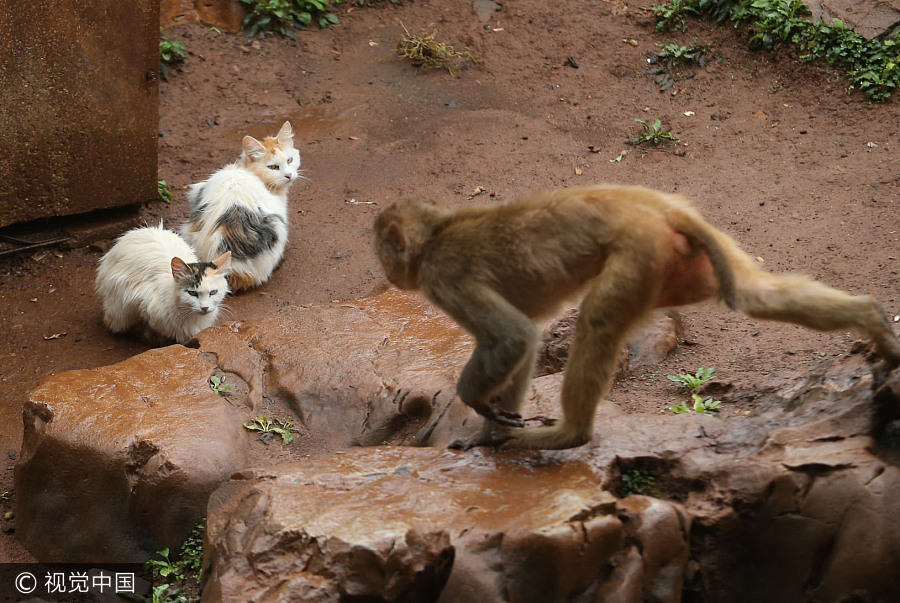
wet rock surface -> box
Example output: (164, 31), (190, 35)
(15, 345), (249, 562)
(201, 447), (689, 603)
(13, 288), (900, 601)
(200, 354), (900, 602)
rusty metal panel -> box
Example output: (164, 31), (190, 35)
(0, 1), (158, 228)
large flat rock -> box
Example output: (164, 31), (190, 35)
(201, 447), (689, 603)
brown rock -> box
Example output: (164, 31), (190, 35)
(537, 308), (682, 376)
(201, 447), (690, 603)
(15, 346), (249, 562)
(193, 289), (474, 447)
(160, 0), (247, 32)
(804, 0), (900, 40)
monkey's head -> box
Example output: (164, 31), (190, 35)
(373, 198), (449, 291)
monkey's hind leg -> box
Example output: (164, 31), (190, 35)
(501, 254), (658, 450)
(737, 272), (900, 367)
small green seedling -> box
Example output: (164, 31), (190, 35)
(159, 32), (187, 67)
(158, 180), (173, 204)
(655, 42), (709, 72)
(179, 520), (205, 582)
(667, 367), (715, 389)
(209, 375), (234, 395)
(628, 119), (678, 147)
(243, 416), (298, 445)
(145, 548), (184, 581)
(147, 583), (193, 603)
(618, 469), (657, 497)
(670, 393), (722, 416)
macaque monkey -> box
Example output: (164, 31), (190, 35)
(373, 184), (900, 450)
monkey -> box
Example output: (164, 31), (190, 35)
(372, 184), (900, 450)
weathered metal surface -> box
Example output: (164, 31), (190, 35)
(0, 1), (158, 228)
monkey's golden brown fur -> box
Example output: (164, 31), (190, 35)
(373, 184), (900, 450)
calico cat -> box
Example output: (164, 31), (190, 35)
(181, 120), (302, 292)
(95, 223), (232, 345)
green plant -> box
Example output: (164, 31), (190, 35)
(627, 119), (678, 146)
(240, 0), (340, 38)
(158, 180), (173, 204)
(619, 469), (657, 497)
(670, 393), (722, 415)
(146, 584), (195, 603)
(145, 548), (184, 581)
(746, 0), (810, 50)
(243, 416), (298, 445)
(652, 0), (698, 32)
(0, 491), (9, 502)
(800, 20), (899, 102)
(159, 32), (187, 66)
(208, 375), (234, 395)
(655, 42), (710, 72)
(649, 0), (900, 100)
(666, 366), (715, 389)
(179, 521), (205, 581)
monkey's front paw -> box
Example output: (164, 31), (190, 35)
(492, 410), (525, 428)
(469, 400), (525, 428)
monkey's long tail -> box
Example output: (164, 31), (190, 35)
(670, 209), (738, 310)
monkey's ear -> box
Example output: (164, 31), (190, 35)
(386, 222), (407, 253)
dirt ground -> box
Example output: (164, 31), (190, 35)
(1, 0), (899, 563)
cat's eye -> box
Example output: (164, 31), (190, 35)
(267, 164), (279, 170)
(287, 157), (293, 164)
(188, 291), (199, 297)
(210, 290), (218, 296)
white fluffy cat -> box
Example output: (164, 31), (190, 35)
(181, 121), (302, 292)
(95, 223), (231, 345)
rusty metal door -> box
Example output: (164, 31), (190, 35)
(0, 1), (158, 227)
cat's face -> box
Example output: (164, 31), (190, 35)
(240, 121), (302, 194)
(171, 252), (232, 315)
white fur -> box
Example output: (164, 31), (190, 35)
(95, 224), (230, 344)
(181, 121), (301, 290)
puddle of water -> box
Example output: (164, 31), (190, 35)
(283, 100), (366, 141)
(215, 93), (368, 145)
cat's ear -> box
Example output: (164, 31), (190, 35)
(276, 121), (294, 148)
(171, 257), (192, 281)
(211, 251), (232, 274)
(242, 136), (267, 160)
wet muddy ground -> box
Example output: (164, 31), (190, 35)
(1, 0), (899, 561)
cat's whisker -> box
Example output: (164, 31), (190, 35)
(216, 305), (236, 321)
